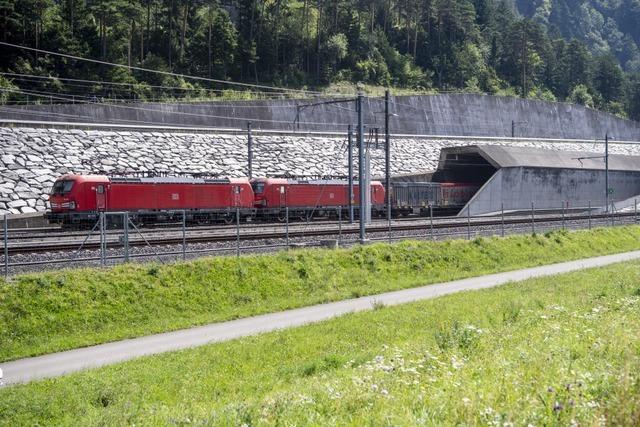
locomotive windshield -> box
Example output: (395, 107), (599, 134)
(251, 182), (265, 194)
(51, 180), (75, 195)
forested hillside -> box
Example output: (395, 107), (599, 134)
(514, 0), (640, 72)
(0, 0), (639, 121)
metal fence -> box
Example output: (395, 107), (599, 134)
(2, 200), (639, 276)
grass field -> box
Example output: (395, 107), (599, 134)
(1, 226), (640, 362)
(1, 259), (640, 425)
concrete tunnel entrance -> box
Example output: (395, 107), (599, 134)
(431, 151), (498, 187)
(443, 145), (640, 217)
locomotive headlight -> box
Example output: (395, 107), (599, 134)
(68, 201), (76, 210)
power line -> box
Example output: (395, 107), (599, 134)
(0, 105), (208, 128)
(0, 87), (354, 127)
(0, 72), (353, 108)
(0, 72), (311, 99)
(0, 41), (329, 96)
(1, 80), (310, 107)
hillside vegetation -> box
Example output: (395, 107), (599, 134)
(1, 226), (640, 362)
(515, 0), (640, 72)
(0, 1), (639, 120)
(2, 259), (640, 425)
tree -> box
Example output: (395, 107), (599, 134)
(593, 54), (624, 104)
(567, 84), (594, 108)
(627, 75), (640, 121)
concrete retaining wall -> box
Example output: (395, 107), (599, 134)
(3, 126), (640, 215)
(3, 94), (640, 140)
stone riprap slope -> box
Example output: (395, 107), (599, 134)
(2, 126), (640, 215)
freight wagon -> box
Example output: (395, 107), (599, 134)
(389, 182), (479, 216)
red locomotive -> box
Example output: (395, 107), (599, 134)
(47, 174), (255, 225)
(252, 178), (386, 220)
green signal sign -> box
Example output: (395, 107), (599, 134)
(608, 188), (614, 195)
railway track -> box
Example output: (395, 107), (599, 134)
(5, 211), (635, 255)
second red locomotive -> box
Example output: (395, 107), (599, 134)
(252, 178), (386, 220)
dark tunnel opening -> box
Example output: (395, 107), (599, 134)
(431, 152), (498, 186)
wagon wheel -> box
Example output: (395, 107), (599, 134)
(276, 211), (288, 222)
(222, 214), (235, 225)
(195, 215), (209, 226)
(299, 211), (312, 222)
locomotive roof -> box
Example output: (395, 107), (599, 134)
(110, 176), (234, 184)
(56, 174), (249, 184)
(255, 178), (383, 185)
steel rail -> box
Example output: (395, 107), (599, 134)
(5, 211), (635, 255)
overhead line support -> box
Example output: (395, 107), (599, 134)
(247, 122), (253, 180)
(385, 90), (391, 222)
(357, 91), (366, 244)
(348, 124), (354, 224)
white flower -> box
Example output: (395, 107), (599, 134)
(451, 355), (465, 370)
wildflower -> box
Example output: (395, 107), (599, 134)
(481, 407), (494, 416)
(462, 397), (471, 405)
(451, 355), (464, 370)
(380, 389), (389, 396)
(553, 401), (563, 412)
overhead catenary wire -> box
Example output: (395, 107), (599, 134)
(0, 72), (318, 104)
(0, 72), (277, 93)
(0, 87), (357, 127)
(0, 105), (233, 129)
(0, 41), (344, 96)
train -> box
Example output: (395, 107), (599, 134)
(46, 174), (479, 226)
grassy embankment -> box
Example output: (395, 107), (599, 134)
(1, 226), (640, 362)
(2, 259), (640, 425)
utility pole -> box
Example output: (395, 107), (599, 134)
(385, 90), (391, 222)
(357, 91), (366, 243)
(522, 21), (528, 97)
(605, 133), (609, 212)
(348, 124), (354, 224)
(247, 122), (253, 179)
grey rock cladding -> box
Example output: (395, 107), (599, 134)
(1, 126), (639, 215)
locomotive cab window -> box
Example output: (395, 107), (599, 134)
(51, 180), (75, 195)
(96, 185), (105, 194)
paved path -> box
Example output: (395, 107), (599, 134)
(3, 250), (640, 386)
